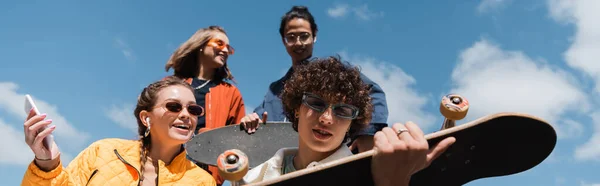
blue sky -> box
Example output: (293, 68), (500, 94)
(1, 0), (599, 185)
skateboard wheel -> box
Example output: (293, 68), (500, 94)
(217, 149), (249, 181)
(440, 94), (469, 120)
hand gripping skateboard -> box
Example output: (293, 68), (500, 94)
(213, 94), (557, 185)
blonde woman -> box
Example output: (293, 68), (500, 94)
(164, 25), (246, 185)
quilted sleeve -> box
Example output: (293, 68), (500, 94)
(21, 141), (100, 186)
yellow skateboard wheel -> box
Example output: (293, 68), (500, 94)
(440, 94), (469, 120)
(217, 149), (249, 181)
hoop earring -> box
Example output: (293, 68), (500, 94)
(295, 112), (299, 118)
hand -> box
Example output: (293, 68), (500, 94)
(349, 135), (374, 153)
(240, 112), (267, 134)
(371, 122), (456, 186)
(24, 109), (60, 171)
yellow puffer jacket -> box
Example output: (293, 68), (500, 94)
(21, 138), (216, 186)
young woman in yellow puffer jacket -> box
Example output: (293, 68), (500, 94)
(20, 76), (216, 186)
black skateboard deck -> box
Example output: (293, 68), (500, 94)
(186, 122), (298, 168)
(246, 113), (557, 186)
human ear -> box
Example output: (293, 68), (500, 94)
(139, 110), (150, 127)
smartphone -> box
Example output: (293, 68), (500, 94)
(24, 94), (54, 150)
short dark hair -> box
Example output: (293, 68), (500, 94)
(281, 55), (373, 138)
(279, 6), (318, 38)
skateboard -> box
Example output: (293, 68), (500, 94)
(215, 94), (557, 185)
(185, 121), (298, 169)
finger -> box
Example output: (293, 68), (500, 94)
(33, 125), (56, 148)
(251, 113), (260, 120)
(404, 121), (425, 142)
(373, 131), (393, 154)
(26, 119), (52, 144)
(427, 137), (456, 163)
(262, 112), (268, 124)
(241, 121), (252, 133)
(26, 108), (37, 120)
(390, 123), (415, 143)
(24, 114), (46, 129)
(348, 140), (357, 151)
(29, 119), (53, 132)
(381, 127), (407, 149)
(250, 120), (257, 133)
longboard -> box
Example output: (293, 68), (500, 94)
(246, 112), (556, 186)
(186, 121), (298, 168)
(213, 94), (557, 185)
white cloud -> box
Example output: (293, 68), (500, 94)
(0, 119), (75, 166)
(327, 4), (349, 18)
(449, 38), (589, 139)
(574, 112), (600, 161)
(0, 82), (91, 148)
(327, 3), (383, 21)
(0, 82), (85, 165)
(581, 181), (600, 186)
(353, 4), (384, 21)
(339, 51), (437, 129)
(0, 119), (35, 165)
(548, 0), (600, 93)
(547, 0), (600, 162)
(114, 38), (136, 62)
(105, 103), (137, 134)
(477, 0), (511, 13)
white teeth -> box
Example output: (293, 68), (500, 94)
(174, 125), (190, 129)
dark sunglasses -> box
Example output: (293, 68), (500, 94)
(302, 92), (359, 120)
(157, 101), (205, 116)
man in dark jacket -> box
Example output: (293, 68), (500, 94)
(246, 5), (389, 153)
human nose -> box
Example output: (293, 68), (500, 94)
(179, 107), (191, 120)
(221, 46), (229, 53)
(319, 107), (334, 125)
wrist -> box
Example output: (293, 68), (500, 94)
(34, 153), (61, 172)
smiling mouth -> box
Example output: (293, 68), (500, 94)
(312, 128), (332, 140)
(216, 53), (227, 61)
(173, 124), (191, 130)
(293, 49), (305, 54)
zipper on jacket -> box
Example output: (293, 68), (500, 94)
(208, 93), (212, 128)
(114, 149), (142, 186)
(156, 166), (159, 186)
(85, 169), (98, 186)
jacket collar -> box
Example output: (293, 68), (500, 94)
(114, 142), (192, 182)
(272, 144), (352, 166)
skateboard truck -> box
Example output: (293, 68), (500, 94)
(217, 149), (249, 181)
(439, 94), (469, 130)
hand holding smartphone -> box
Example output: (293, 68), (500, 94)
(24, 94), (54, 150)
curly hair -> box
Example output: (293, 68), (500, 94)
(281, 55), (373, 138)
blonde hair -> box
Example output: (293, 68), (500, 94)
(165, 26), (235, 82)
